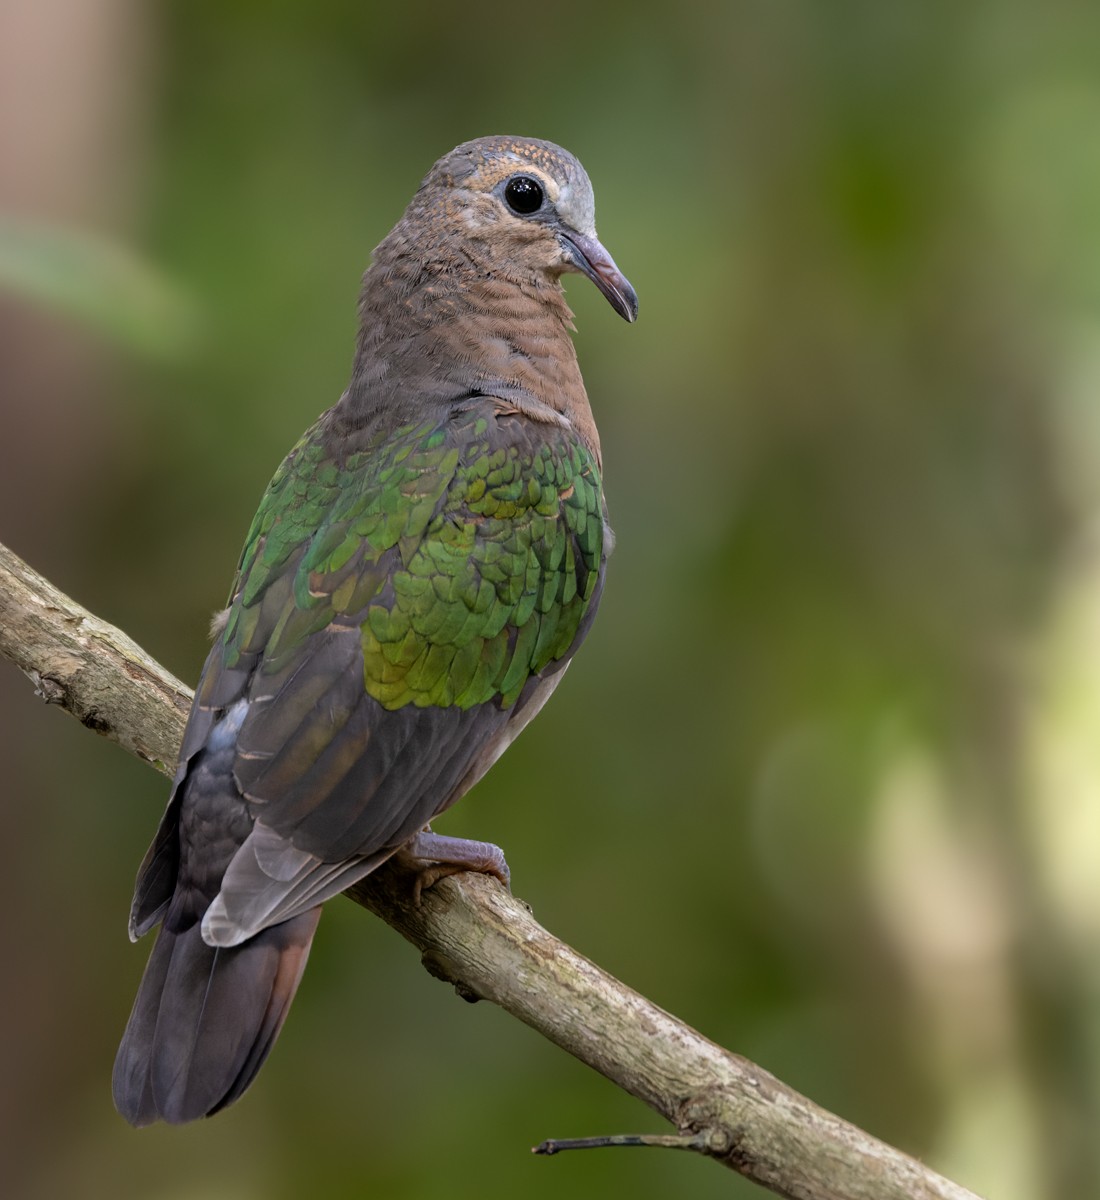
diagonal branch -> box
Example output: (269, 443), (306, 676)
(0, 538), (984, 1200)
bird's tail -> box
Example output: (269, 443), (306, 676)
(112, 908), (321, 1126)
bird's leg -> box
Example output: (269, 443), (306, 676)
(394, 830), (511, 905)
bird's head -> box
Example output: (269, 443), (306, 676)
(410, 136), (638, 324)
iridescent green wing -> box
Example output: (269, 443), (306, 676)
(201, 402), (603, 860)
(359, 410), (604, 710)
(219, 407), (603, 703)
(218, 416), (461, 678)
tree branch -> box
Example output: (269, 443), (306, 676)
(0, 538), (983, 1200)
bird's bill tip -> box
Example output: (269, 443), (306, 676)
(559, 232), (638, 323)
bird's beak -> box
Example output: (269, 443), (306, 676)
(558, 231), (639, 323)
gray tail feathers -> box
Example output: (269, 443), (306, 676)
(112, 908), (321, 1126)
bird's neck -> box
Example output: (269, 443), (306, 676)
(337, 238), (600, 460)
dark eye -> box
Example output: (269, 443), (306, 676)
(504, 175), (544, 215)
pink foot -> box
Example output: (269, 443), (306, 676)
(394, 830), (511, 905)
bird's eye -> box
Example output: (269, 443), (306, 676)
(504, 175), (545, 216)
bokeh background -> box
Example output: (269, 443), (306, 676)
(3, 2), (1100, 1197)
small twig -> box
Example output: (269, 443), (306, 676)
(0, 537), (986, 1200)
(534, 1132), (708, 1155)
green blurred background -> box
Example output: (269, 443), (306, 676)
(3, 2), (1100, 1197)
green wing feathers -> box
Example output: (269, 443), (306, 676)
(221, 409), (604, 713)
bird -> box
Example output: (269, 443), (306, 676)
(112, 135), (637, 1126)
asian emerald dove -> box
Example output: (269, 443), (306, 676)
(113, 135), (637, 1126)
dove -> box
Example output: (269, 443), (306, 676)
(113, 135), (637, 1125)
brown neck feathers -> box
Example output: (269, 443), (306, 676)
(341, 221), (601, 460)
